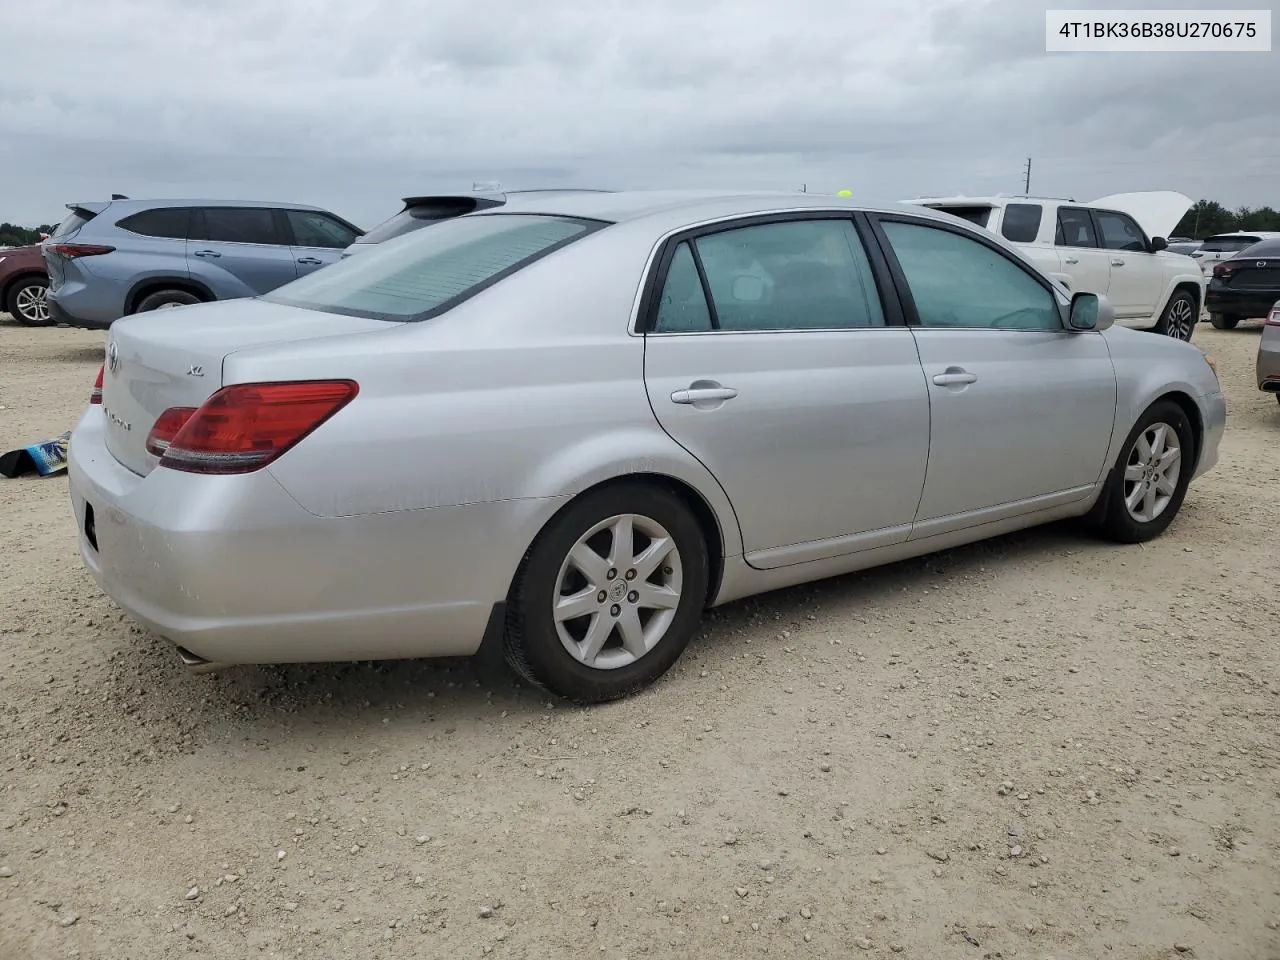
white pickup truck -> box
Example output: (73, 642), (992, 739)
(907, 192), (1206, 341)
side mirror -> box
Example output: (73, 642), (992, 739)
(1068, 292), (1115, 332)
(1148, 236), (1168, 253)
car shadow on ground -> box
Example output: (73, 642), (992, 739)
(98, 519), (1109, 746)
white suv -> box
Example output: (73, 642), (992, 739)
(907, 192), (1205, 341)
(1191, 231), (1280, 274)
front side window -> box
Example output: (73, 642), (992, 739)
(1094, 211), (1148, 252)
(118, 207), (191, 240)
(1056, 208), (1097, 248)
(264, 213), (595, 321)
(1000, 203), (1043, 243)
(287, 210), (360, 249)
(193, 207), (282, 245)
(880, 220), (1060, 332)
(661, 218), (884, 332)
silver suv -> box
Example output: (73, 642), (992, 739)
(43, 198), (363, 329)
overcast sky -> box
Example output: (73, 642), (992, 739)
(0, 0), (1275, 228)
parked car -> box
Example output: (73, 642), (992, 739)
(1167, 240), (1202, 257)
(42, 199), (363, 329)
(342, 189), (612, 256)
(1257, 301), (1280, 405)
(1192, 231), (1280, 275)
(907, 192), (1205, 341)
(0, 244), (51, 326)
(1206, 237), (1280, 329)
(69, 190), (1225, 703)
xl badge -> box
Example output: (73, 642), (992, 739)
(106, 340), (119, 373)
(187, 364), (204, 378)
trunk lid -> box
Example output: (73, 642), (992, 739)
(101, 298), (396, 476)
(1089, 191), (1192, 241)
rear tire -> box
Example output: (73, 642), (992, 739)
(1210, 313), (1240, 330)
(503, 482), (709, 704)
(134, 289), (201, 313)
(1090, 399), (1195, 544)
(1155, 290), (1197, 341)
(6, 276), (52, 326)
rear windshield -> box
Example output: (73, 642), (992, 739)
(1237, 238), (1280, 258)
(265, 214), (600, 320)
(1200, 235), (1262, 252)
(928, 205), (993, 228)
(50, 209), (96, 240)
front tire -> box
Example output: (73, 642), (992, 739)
(503, 483), (710, 704)
(1091, 400), (1195, 544)
(1209, 313), (1240, 330)
(1156, 290), (1197, 341)
(134, 289), (201, 313)
(6, 277), (52, 326)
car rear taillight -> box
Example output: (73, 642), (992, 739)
(90, 365), (104, 404)
(1212, 262), (1240, 278)
(144, 407), (197, 457)
(1268, 304), (1280, 327)
(157, 380), (358, 475)
(48, 243), (116, 258)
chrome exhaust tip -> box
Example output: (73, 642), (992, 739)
(174, 644), (230, 674)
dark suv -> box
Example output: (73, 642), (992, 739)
(43, 198), (363, 329)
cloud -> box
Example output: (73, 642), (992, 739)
(0, 0), (1275, 228)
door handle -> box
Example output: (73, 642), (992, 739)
(671, 386), (738, 404)
(1063, 256), (1079, 264)
(296, 257), (323, 266)
(1111, 258), (1125, 266)
(192, 249), (221, 258)
(932, 369), (978, 387)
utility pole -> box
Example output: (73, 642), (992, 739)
(1023, 158), (1032, 195)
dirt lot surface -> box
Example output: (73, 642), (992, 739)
(1, 313), (1277, 960)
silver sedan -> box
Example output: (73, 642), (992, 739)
(68, 191), (1227, 703)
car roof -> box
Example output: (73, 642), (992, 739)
(69, 198), (330, 214)
(1205, 230), (1280, 238)
(481, 189), (946, 226)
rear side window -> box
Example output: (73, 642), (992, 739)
(286, 210), (360, 249)
(1056, 208), (1097, 248)
(1200, 235), (1261, 252)
(1000, 203), (1043, 243)
(117, 208), (191, 239)
(264, 214), (597, 320)
(192, 208), (283, 245)
(50, 209), (95, 240)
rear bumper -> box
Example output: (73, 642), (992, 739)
(1258, 327), (1280, 392)
(68, 409), (560, 666)
(1205, 288), (1280, 320)
(48, 291), (114, 330)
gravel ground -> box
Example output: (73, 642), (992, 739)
(1, 313), (1278, 960)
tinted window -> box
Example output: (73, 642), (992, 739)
(193, 207), (282, 245)
(1237, 238), (1280, 258)
(654, 243), (713, 332)
(881, 220), (1059, 331)
(117, 208), (190, 239)
(50, 210), (94, 240)
(1200, 235), (1262, 252)
(931, 205), (993, 228)
(1000, 203), (1043, 243)
(689, 219), (884, 331)
(1056, 208), (1097, 247)
(1095, 211), (1148, 252)
(287, 210), (360, 249)
(264, 214), (594, 320)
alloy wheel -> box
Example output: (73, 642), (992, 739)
(1123, 422), (1182, 523)
(552, 513), (683, 670)
(1166, 297), (1195, 340)
(15, 284), (49, 324)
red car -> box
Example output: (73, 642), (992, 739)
(0, 244), (51, 325)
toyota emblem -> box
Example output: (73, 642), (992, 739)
(106, 340), (119, 374)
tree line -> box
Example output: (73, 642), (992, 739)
(0, 223), (57, 247)
(1171, 201), (1280, 239)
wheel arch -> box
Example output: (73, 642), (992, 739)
(1153, 389), (1203, 472)
(124, 276), (215, 315)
